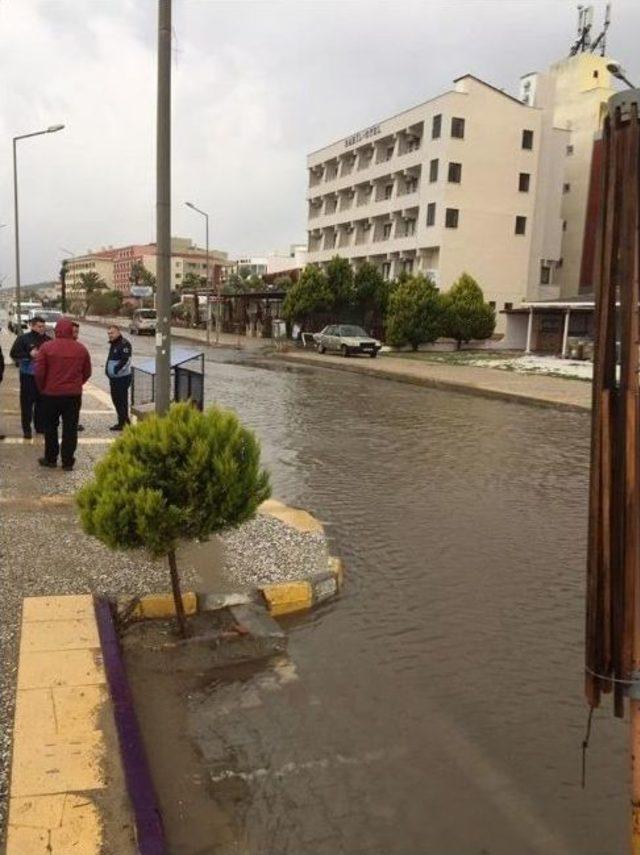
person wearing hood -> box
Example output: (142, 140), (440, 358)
(9, 315), (50, 438)
(34, 318), (92, 471)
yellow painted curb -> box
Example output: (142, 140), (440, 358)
(261, 581), (313, 616)
(259, 498), (324, 534)
(129, 591), (198, 619)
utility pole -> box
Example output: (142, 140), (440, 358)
(185, 201), (212, 345)
(584, 87), (640, 853)
(155, 0), (172, 414)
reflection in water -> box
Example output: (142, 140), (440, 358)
(202, 357), (624, 853)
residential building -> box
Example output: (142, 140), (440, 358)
(306, 74), (568, 330)
(62, 237), (229, 297)
(64, 251), (116, 291)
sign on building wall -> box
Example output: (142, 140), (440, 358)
(344, 124), (381, 148)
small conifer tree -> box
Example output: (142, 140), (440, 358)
(77, 402), (271, 636)
(442, 273), (496, 349)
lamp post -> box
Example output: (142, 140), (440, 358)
(607, 61), (637, 89)
(185, 201), (216, 345)
(13, 124), (64, 334)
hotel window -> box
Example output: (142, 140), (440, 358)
(406, 137), (420, 152)
(540, 263), (551, 285)
(382, 261), (392, 280)
(515, 215), (527, 235)
(426, 203), (436, 226)
(445, 208), (459, 229)
(405, 177), (418, 193)
(566, 144), (574, 155)
(429, 158), (439, 182)
(562, 220), (568, 231)
(522, 129), (534, 150)
(405, 219), (416, 236)
(386, 145), (394, 160)
(563, 182), (571, 193)
(432, 114), (442, 139)
(518, 172), (530, 192)
(489, 301), (496, 310)
(451, 117), (465, 139)
(448, 162), (462, 183)
(383, 222), (393, 239)
(504, 302), (513, 311)
(384, 184), (393, 200)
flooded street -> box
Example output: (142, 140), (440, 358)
(88, 326), (626, 853)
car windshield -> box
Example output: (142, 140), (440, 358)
(39, 312), (61, 322)
(138, 311), (157, 319)
(339, 325), (368, 337)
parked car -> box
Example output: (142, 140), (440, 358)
(314, 324), (382, 358)
(130, 308), (157, 335)
(8, 301), (43, 333)
(30, 309), (62, 334)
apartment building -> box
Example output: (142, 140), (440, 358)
(64, 252), (116, 291)
(306, 75), (567, 329)
(63, 238), (229, 296)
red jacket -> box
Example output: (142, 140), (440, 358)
(34, 318), (92, 396)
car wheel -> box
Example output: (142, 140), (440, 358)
(318, 344), (325, 354)
(341, 345), (350, 358)
(370, 351), (378, 358)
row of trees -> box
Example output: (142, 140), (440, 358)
(281, 257), (496, 349)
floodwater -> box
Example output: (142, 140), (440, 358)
(87, 327), (626, 854)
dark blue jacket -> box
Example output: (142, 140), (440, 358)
(10, 330), (50, 375)
(106, 335), (132, 380)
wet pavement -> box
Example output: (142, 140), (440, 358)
(83, 325), (624, 853)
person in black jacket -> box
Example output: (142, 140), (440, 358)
(9, 316), (50, 438)
(105, 325), (132, 430)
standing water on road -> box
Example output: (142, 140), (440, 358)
(88, 327), (626, 853)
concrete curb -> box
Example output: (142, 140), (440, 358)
(271, 352), (591, 413)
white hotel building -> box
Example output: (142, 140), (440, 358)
(306, 73), (570, 329)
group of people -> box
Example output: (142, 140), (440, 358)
(1, 317), (133, 471)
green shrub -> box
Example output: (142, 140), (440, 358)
(441, 273), (495, 349)
(77, 402), (271, 635)
(385, 273), (444, 351)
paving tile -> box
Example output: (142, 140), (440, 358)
(20, 618), (100, 654)
(10, 731), (106, 797)
(17, 649), (105, 690)
(8, 793), (65, 830)
(22, 595), (95, 623)
(50, 794), (102, 855)
(13, 689), (57, 742)
(53, 685), (108, 736)
(5, 824), (51, 855)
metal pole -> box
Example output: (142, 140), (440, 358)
(155, 0), (172, 414)
(12, 138), (21, 334)
(216, 236), (222, 345)
(206, 212), (212, 346)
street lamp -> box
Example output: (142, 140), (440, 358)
(13, 124), (65, 333)
(185, 201), (216, 345)
(607, 62), (637, 89)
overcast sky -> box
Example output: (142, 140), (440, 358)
(0, 0), (638, 287)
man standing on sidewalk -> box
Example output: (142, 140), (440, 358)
(106, 325), (132, 431)
(9, 315), (50, 439)
(34, 318), (92, 471)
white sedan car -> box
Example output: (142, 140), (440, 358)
(314, 324), (382, 358)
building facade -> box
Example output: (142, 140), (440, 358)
(306, 74), (568, 329)
(62, 237), (228, 297)
(519, 52), (615, 298)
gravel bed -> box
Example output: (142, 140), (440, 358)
(220, 514), (329, 587)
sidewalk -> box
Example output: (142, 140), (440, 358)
(274, 350), (592, 412)
(83, 315), (271, 351)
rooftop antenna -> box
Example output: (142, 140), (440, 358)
(569, 4), (594, 55)
(590, 2), (612, 56)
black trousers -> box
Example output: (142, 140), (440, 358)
(41, 395), (81, 466)
(110, 376), (131, 426)
(19, 373), (43, 435)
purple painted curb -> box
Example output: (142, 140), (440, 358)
(94, 596), (167, 855)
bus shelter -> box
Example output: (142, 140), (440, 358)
(131, 347), (205, 413)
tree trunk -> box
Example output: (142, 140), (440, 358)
(456, 339), (462, 351)
(167, 549), (188, 638)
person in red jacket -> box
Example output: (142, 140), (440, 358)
(34, 318), (92, 471)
